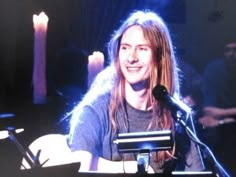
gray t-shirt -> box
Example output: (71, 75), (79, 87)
(68, 93), (203, 172)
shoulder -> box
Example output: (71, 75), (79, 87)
(91, 93), (111, 107)
(80, 92), (111, 120)
(203, 58), (224, 79)
(73, 92), (111, 113)
(204, 58), (224, 72)
(70, 92), (111, 127)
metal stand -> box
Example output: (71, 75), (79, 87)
(6, 127), (41, 169)
(172, 110), (230, 177)
(137, 150), (150, 174)
(114, 130), (173, 174)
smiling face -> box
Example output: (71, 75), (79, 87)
(118, 25), (154, 88)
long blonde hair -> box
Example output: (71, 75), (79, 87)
(108, 10), (179, 131)
(107, 10), (180, 164)
(69, 10), (180, 165)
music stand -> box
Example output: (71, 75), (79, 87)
(113, 130), (173, 174)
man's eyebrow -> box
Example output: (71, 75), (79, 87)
(120, 43), (151, 47)
(120, 42), (137, 45)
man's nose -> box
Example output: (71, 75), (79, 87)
(127, 49), (138, 63)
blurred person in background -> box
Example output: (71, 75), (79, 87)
(199, 41), (236, 176)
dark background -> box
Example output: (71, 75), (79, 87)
(0, 0), (236, 175)
(0, 0), (187, 137)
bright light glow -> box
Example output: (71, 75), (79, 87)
(0, 130), (9, 140)
(0, 128), (25, 140)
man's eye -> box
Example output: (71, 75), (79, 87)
(121, 46), (128, 50)
(139, 47), (147, 51)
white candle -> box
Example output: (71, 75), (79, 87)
(87, 51), (104, 88)
(32, 12), (49, 104)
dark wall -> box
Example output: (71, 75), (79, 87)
(0, 0), (236, 175)
(0, 0), (186, 99)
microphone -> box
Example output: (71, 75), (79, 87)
(152, 84), (192, 121)
(152, 85), (231, 175)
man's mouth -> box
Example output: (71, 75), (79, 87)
(126, 66), (142, 72)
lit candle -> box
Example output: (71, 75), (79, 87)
(87, 51), (104, 88)
(32, 12), (49, 104)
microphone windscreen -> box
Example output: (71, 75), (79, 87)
(152, 84), (168, 100)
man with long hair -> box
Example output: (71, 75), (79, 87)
(68, 10), (203, 173)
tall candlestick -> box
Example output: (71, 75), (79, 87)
(87, 51), (104, 88)
(32, 12), (49, 104)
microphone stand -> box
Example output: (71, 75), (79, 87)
(6, 127), (41, 169)
(172, 110), (230, 177)
(136, 150), (150, 174)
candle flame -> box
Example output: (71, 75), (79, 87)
(33, 11), (49, 29)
